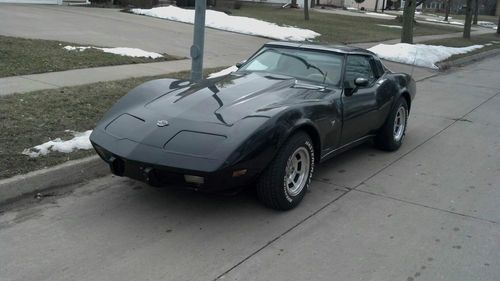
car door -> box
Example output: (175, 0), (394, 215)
(340, 54), (381, 145)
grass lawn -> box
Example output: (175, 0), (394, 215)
(229, 5), (462, 43)
(421, 33), (500, 62)
(0, 35), (182, 78)
(0, 67), (223, 180)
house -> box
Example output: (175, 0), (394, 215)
(0, 0), (88, 4)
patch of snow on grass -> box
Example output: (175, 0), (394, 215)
(64, 45), (163, 58)
(99, 47), (163, 58)
(64, 46), (92, 51)
(425, 18), (463, 26)
(130, 6), (320, 41)
(208, 66), (239, 78)
(368, 43), (484, 69)
(377, 24), (402, 29)
(478, 21), (498, 30)
(22, 130), (93, 158)
(365, 12), (396, 18)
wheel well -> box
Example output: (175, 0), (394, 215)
(401, 91), (411, 112)
(292, 125), (321, 164)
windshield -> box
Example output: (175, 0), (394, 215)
(238, 47), (344, 86)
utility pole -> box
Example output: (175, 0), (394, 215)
(190, 0), (206, 82)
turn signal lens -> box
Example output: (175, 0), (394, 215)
(232, 169), (247, 177)
(184, 175), (205, 185)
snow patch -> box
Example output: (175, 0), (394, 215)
(365, 12), (396, 18)
(22, 130), (93, 158)
(368, 43), (484, 69)
(424, 18), (463, 26)
(208, 65), (239, 78)
(377, 24), (402, 29)
(477, 21), (498, 30)
(130, 6), (320, 41)
(63, 45), (163, 59)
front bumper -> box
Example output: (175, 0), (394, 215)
(92, 142), (258, 192)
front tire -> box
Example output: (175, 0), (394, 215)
(375, 97), (409, 151)
(256, 132), (315, 210)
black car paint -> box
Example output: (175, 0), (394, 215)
(90, 42), (416, 190)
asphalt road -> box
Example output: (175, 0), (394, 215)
(0, 4), (267, 60)
(1, 52), (499, 280)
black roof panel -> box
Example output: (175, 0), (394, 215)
(264, 41), (376, 56)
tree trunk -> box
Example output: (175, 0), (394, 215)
(401, 0), (417, 43)
(375, 0), (379, 11)
(497, 16), (500, 34)
(473, 0), (479, 24)
(444, 0), (451, 21)
(304, 0), (310, 20)
(291, 0), (297, 8)
(463, 0), (473, 39)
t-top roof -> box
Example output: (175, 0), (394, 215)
(264, 41), (376, 56)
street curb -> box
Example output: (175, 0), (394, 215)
(437, 48), (500, 70)
(0, 155), (109, 205)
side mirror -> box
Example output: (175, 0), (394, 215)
(345, 77), (369, 97)
(235, 60), (247, 68)
(354, 77), (369, 87)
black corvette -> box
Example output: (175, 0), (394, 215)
(90, 42), (416, 210)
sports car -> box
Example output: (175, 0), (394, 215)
(90, 42), (416, 210)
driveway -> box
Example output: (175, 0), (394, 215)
(0, 54), (499, 280)
(0, 4), (267, 60)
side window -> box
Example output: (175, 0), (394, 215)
(372, 57), (385, 78)
(344, 55), (376, 89)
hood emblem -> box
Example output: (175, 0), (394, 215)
(156, 120), (169, 127)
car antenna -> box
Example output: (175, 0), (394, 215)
(410, 44), (418, 78)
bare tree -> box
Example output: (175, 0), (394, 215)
(463, 0), (473, 38)
(375, 0), (379, 11)
(354, 0), (365, 9)
(444, 0), (452, 21)
(401, 0), (417, 43)
(473, 0), (479, 24)
(498, 15), (500, 34)
(304, 0), (310, 20)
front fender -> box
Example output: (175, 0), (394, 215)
(97, 78), (186, 126)
(223, 106), (322, 174)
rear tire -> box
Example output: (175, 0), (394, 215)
(375, 97), (409, 151)
(256, 132), (315, 210)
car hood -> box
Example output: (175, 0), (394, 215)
(139, 72), (324, 126)
(100, 72), (333, 149)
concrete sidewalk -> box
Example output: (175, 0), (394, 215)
(0, 55), (242, 96)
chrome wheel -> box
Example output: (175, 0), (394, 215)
(393, 106), (407, 142)
(284, 147), (311, 197)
